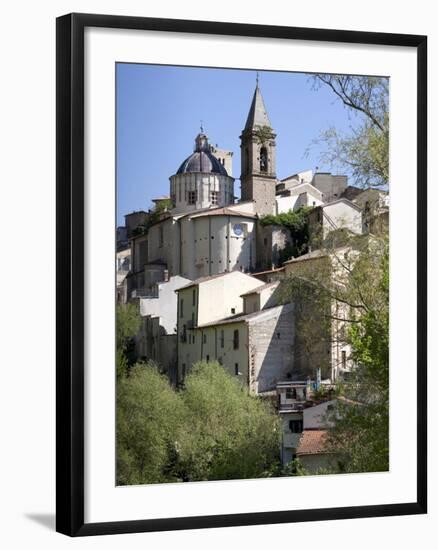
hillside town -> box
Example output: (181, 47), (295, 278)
(116, 81), (389, 472)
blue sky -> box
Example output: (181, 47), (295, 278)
(116, 64), (363, 226)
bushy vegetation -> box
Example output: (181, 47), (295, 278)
(117, 361), (281, 485)
(326, 240), (389, 472)
(282, 234), (389, 474)
(116, 303), (142, 377)
(260, 206), (313, 258)
(131, 198), (173, 237)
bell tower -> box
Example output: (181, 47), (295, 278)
(240, 80), (277, 216)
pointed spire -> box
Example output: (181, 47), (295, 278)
(243, 79), (272, 132)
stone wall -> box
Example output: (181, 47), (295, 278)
(248, 303), (295, 393)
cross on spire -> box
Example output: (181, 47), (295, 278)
(200, 120), (204, 133)
(256, 71), (259, 87)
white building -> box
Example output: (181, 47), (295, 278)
(176, 271), (295, 392)
(116, 248), (131, 303)
(135, 275), (190, 382)
(308, 198), (363, 242)
(275, 180), (324, 214)
(188, 303), (295, 394)
(277, 379), (338, 465)
(240, 281), (281, 313)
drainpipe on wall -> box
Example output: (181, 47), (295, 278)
(226, 216), (230, 271)
(208, 216), (212, 276)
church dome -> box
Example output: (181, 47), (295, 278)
(176, 131), (228, 176)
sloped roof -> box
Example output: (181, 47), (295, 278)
(321, 198), (362, 212)
(283, 249), (328, 265)
(197, 303), (293, 328)
(243, 85), (272, 131)
(176, 271), (261, 292)
(340, 185), (363, 201)
(252, 267), (285, 276)
(296, 430), (330, 456)
(189, 207), (256, 220)
(240, 281), (279, 296)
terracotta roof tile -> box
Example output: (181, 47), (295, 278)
(296, 430), (329, 456)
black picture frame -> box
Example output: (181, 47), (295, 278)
(56, 12), (427, 537)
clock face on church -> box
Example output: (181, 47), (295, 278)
(232, 223), (244, 236)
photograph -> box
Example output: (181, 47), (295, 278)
(115, 64), (390, 485)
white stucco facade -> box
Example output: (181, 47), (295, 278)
(139, 275), (191, 334)
(178, 301), (295, 393)
(170, 172), (234, 215)
(309, 198), (363, 240)
(276, 181), (324, 214)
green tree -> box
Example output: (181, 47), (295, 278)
(117, 363), (184, 485)
(326, 240), (389, 472)
(281, 234), (389, 473)
(116, 303), (141, 376)
(176, 362), (281, 481)
(309, 75), (389, 187)
(116, 361), (281, 484)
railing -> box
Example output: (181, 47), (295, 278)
(131, 288), (159, 299)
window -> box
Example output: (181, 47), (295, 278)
(191, 312), (195, 325)
(203, 333), (207, 344)
(220, 330), (224, 348)
(188, 190), (197, 205)
(192, 288), (196, 306)
(342, 350), (347, 369)
(192, 334), (195, 345)
(276, 332), (281, 339)
(180, 298), (184, 318)
(233, 329), (239, 350)
(210, 190), (219, 205)
(289, 419), (303, 433)
(231, 308), (236, 314)
(206, 355), (210, 363)
(286, 388), (297, 400)
(158, 225), (164, 248)
(235, 363), (239, 376)
(259, 146), (268, 172)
